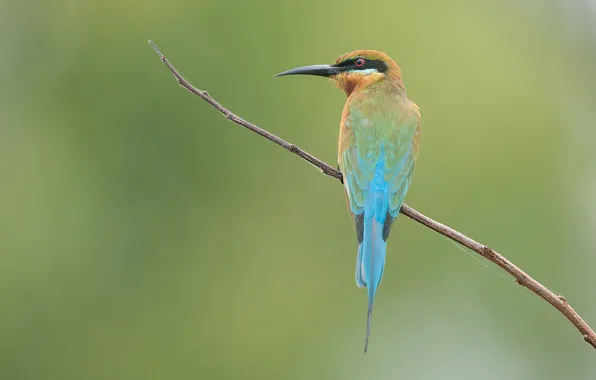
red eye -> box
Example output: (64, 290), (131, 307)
(355, 58), (366, 67)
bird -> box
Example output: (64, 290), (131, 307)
(275, 50), (420, 352)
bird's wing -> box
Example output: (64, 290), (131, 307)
(340, 144), (373, 217)
(386, 104), (420, 218)
(339, 102), (420, 221)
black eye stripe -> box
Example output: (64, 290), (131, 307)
(363, 59), (388, 73)
(334, 58), (388, 73)
(335, 58), (357, 67)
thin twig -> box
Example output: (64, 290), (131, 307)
(148, 40), (596, 350)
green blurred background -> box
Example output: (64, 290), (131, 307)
(2, 0), (596, 379)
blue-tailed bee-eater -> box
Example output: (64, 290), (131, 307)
(276, 50), (420, 352)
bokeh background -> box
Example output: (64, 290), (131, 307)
(2, 0), (596, 379)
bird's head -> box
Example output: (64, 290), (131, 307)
(275, 50), (402, 95)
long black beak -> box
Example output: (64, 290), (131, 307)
(274, 64), (342, 78)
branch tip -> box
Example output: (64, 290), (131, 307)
(148, 40), (164, 59)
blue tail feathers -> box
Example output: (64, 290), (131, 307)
(357, 216), (387, 353)
(354, 150), (393, 353)
(356, 217), (387, 295)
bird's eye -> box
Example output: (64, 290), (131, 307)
(355, 58), (366, 67)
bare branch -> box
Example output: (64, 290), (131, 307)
(148, 40), (596, 350)
(147, 41), (341, 181)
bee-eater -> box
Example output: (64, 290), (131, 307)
(276, 50), (420, 352)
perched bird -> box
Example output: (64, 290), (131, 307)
(276, 50), (420, 352)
